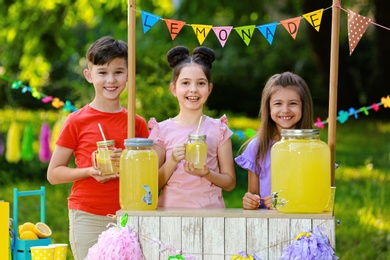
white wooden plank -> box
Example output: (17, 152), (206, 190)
(290, 218), (312, 238)
(224, 218), (246, 260)
(247, 217), (268, 260)
(182, 217), (203, 258)
(138, 216), (160, 260)
(204, 217), (225, 260)
(268, 218), (290, 259)
(313, 218), (336, 249)
(160, 217), (182, 260)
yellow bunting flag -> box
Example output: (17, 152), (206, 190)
(165, 19), (186, 40)
(302, 9), (324, 32)
(280, 17), (302, 39)
(191, 24), (212, 45)
(234, 25), (256, 46)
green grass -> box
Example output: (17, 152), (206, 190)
(1, 118), (389, 259)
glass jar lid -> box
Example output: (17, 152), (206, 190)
(124, 138), (153, 147)
(96, 140), (115, 146)
(188, 134), (207, 141)
(281, 129), (319, 137)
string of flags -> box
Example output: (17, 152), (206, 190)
(140, 2), (390, 55)
(0, 74), (77, 112)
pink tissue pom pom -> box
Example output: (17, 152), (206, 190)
(86, 224), (145, 260)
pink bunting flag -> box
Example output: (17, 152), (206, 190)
(347, 10), (371, 56)
(212, 26), (233, 47)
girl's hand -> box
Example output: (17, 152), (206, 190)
(242, 192), (261, 210)
(183, 161), (210, 177)
(262, 195), (273, 209)
(172, 143), (186, 163)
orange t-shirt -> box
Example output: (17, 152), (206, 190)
(56, 105), (149, 216)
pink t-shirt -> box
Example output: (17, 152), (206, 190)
(148, 115), (233, 208)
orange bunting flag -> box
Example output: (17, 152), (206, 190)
(51, 97), (64, 109)
(191, 24), (212, 45)
(302, 9), (324, 32)
(347, 10), (371, 56)
(382, 95), (390, 108)
(165, 19), (186, 40)
(212, 26), (233, 47)
(234, 25), (256, 46)
(280, 17), (302, 39)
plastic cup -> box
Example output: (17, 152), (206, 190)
(30, 245), (55, 260)
(49, 244), (68, 260)
(324, 186), (336, 212)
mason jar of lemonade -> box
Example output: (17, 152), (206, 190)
(186, 134), (207, 169)
(271, 129), (331, 213)
(91, 140), (119, 175)
(120, 138), (158, 210)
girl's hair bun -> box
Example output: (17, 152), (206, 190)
(193, 47), (215, 69)
(167, 46), (190, 68)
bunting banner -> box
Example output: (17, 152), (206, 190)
(139, 3), (390, 54)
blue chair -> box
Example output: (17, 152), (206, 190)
(12, 186), (52, 260)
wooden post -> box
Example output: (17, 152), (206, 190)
(127, 0), (136, 138)
(328, 0), (340, 188)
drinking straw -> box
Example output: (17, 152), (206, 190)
(195, 115), (203, 135)
(98, 123), (107, 141)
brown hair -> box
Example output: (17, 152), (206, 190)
(86, 36), (128, 66)
(166, 46), (215, 84)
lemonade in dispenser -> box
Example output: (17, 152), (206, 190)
(120, 138), (158, 210)
(271, 129), (331, 213)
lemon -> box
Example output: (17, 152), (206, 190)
(19, 222), (35, 234)
(33, 222), (52, 238)
(20, 230), (38, 240)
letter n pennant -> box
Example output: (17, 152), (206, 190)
(165, 19), (186, 40)
(234, 25), (256, 46)
(280, 17), (302, 39)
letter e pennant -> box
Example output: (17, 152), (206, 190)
(165, 19), (186, 40)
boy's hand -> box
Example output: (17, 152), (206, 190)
(88, 167), (119, 183)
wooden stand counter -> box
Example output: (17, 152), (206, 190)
(116, 208), (335, 260)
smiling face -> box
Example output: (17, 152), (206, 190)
(84, 57), (128, 103)
(269, 85), (303, 133)
(170, 64), (213, 112)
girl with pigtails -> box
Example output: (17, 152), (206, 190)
(148, 46), (236, 208)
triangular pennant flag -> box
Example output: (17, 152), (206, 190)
(347, 10), (371, 56)
(141, 10), (161, 34)
(257, 22), (278, 45)
(191, 24), (213, 45)
(302, 9), (324, 32)
(234, 25), (256, 46)
(280, 17), (302, 39)
(165, 19), (186, 40)
(212, 26), (233, 47)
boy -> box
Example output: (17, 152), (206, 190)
(47, 36), (149, 260)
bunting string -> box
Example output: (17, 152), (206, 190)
(138, 3), (390, 55)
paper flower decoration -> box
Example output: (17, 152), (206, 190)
(86, 217), (145, 260)
(5, 121), (21, 163)
(21, 122), (34, 160)
(280, 226), (338, 260)
(39, 122), (51, 162)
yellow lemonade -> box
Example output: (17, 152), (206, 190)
(271, 130), (331, 213)
(120, 138), (158, 210)
(92, 140), (118, 175)
(186, 135), (207, 169)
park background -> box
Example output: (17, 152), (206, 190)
(0, 0), (389, 259)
